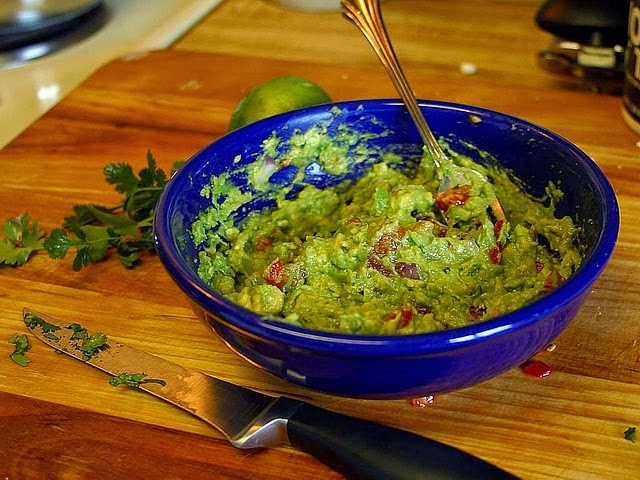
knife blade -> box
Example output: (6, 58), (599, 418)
(23, 308), (519, 480)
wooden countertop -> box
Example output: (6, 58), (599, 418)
(1, 1), (639, 478)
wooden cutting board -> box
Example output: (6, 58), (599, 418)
(1, 49), (639, 479)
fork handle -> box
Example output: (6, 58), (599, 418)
(341, 0), (445, 163)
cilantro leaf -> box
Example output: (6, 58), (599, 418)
(104, 162), (139, 195)
(121, 152), (169, 221)
(67, 323), (88, 341)
(9, 333), (31, 367)
(139, 151), (168, 189)
(78, 332), (109, 361)
(63, 204), (116, 229)
(23, 312), (62, 343)
(10, 353), (30, 367)
(24, 312), (61, 335)
(109, 372), (167, 388)
(85, 206), (139, 233)
(624, 426), (637, 443)
(79, 225), (112, 262)
(43, 228), (74, 260)
(58, 323), (108, 361)
(44, 226), (111, 271)
(0, 214), (45, 266)
(117, 250), (140, 268)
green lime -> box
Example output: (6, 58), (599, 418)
(228, 76), (331, 131)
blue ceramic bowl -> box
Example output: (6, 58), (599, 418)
(155, 99), (618, 399)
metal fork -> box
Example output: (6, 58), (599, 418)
(342, 0), (506, 221)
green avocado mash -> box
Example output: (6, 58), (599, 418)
(191, 118), (582, 335)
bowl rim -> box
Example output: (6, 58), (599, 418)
(155, 98), (620, 358)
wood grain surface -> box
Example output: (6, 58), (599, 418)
(1, 1), (639, 478)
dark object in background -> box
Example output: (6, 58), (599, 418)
(0, 1), (107, 66)
(535, 0), (628, 94)
(622, 0), (640, 134)
(536, 0), (627, 46)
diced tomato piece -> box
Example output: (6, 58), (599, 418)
(382, 312), (396, 321)
(522, 360), (553, 378)
(367, 255), (393, 277)
(398, 307), (414, 328)
(372, 227), (407, 256)
(493, 219), (504, 239)
(382, 307), (414, 328)
(543, 270), (564, 292)
(255, 237), (272, 252)
(434, 185), (472, 211)
(488, 246), (502, 264)
(372, 233), (395, 255)
(263, 258), (288, 289)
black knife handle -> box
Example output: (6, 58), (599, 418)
(286, 402), (519, 480)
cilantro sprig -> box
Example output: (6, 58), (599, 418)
(1, 151), (182, 271)
(44, 151), (176, 270)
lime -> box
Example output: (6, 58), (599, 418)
(228, 76), (331, 131)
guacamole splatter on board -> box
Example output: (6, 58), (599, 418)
(191, 118), (582, 335)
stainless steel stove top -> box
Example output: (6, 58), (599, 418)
(0, 0), (223, 149)
(0, 1), (108, 68)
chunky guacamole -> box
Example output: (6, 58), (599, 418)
(191, 118), (581, 335)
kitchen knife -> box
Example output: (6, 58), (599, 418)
(23, 308), (519, 480)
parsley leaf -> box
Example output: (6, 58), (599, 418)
(9, 333), (31, 367)
(109, 372), (167, 388)
(0, 214), (45, 266)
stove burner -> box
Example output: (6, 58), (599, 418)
(0, 1), (108, 67)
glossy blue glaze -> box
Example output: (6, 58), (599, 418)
(155, 99), (619, 399)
